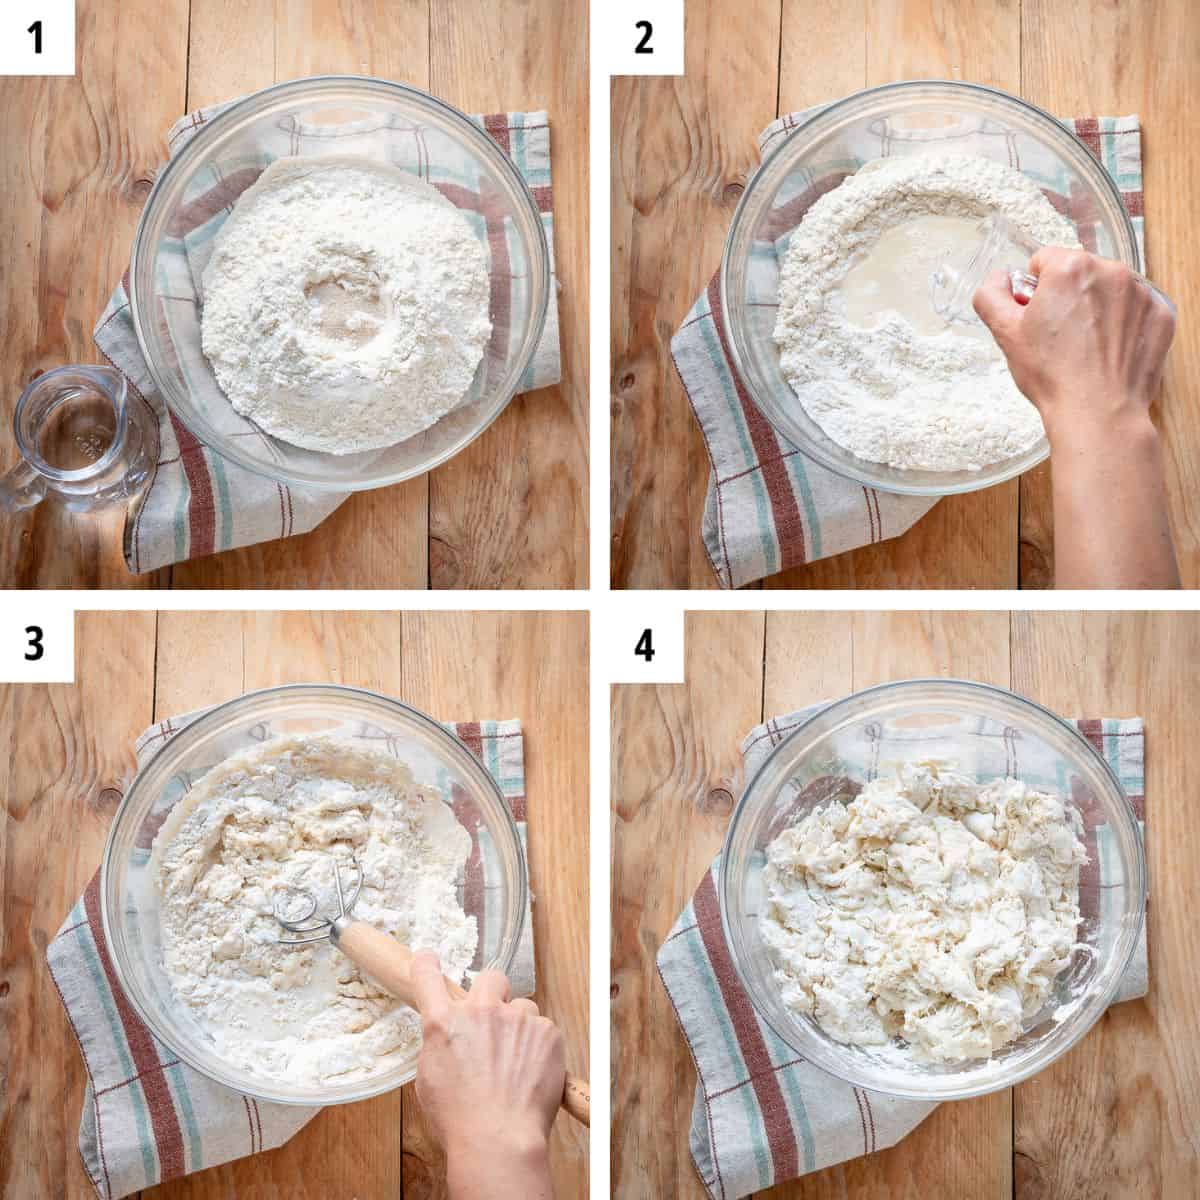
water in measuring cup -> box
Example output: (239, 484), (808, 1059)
(834, 214), (996, 338)
(35, 385), (119, 471)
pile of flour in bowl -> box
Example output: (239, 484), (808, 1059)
(152, 735), (477, 1087)
(200, 155), (492, 455)
(773, 152), (1080, 472)
(759, 761), (1088, 1063)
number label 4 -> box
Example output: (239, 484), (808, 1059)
(635, 628), (655, 662)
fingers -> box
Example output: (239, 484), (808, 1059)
(467, 969), (511, 1007)
(1027, 243), (1082, 280)
(410, 950), (452, 1019)
(972, 268), (1024, 346)
(509, 997), (540, 1017)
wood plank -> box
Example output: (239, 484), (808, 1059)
(611, 612), (766, 1196)
(150, 611), (405, 1199)
(0, 0), (186, 587)
(0, 613), (157, 1199)
(427, 0), (590, 588)
(1010, 612), (1200, 1197)
(1020, 2), (1200, 587)
(399, 612), (590, 1198)
(763, 612), (855, 709)
(610, 0), (783, 588)
(752, 612), (1013, 1199)
(172, 0), (432, 590)
(768, 0), (1021, 589)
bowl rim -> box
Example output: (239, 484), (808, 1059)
(718, 78), (1141, 497)
(99, 681), (528, 1105)
(128, 73), (551, 492)
(718, 676), (1147, 1101)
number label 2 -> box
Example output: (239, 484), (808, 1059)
(28, 21), (43, 54)
(634, 20), (653, 53)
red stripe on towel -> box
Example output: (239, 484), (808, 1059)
(166, 411), (216, 560)
(83, 876), (187, 1182)
(693, 871), (799, 1183)
(706, 278), (806, 570)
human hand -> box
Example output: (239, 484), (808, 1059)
(972, 247), (1175, 448)
(412, 952), (565, 1199)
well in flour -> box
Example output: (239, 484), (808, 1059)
(200, 155), (492, 455)
(773, 152), (1081, 473)
(759, 761), (1087, 1063)
(152, 735), (477, 1087)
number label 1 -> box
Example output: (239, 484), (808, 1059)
(634, 20), (653, 53)
(0, 0), (75, 76)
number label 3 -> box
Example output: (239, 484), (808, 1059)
(25, 626), (45, 661)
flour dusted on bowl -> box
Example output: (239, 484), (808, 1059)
(773, 153), (1081, 472)
(200, 155), (492, 455)
(152, 735), (477, 1086)
(759, 762), (1087, 1063)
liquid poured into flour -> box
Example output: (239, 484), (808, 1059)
(834, 214), (990, 338)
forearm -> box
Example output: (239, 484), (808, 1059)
(1047, 412), (1180, 589)
(446, 1136), (554, 1200)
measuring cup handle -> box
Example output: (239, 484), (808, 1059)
(0, 461), (46, 512)
(1009, 266), (1176, 318)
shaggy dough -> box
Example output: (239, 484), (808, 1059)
(760, 762), (1087, 1062)
(153, 735), (477, 1086)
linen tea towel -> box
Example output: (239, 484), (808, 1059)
(672, 108), (1147, 588)
(46, 708), (535, 1200)
(97, 96), (562, 573)
(657, 705), (1148, 1198)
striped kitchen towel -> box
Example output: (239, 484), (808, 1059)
(97, 94), (562, 574)
(657, 705), (1149, 1198)
(46, 707), (536, 1200)
(674, 110), (1146, 588)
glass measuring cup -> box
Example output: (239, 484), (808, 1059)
(0, 365), (155, 513)
(931, 214), (1175, 327)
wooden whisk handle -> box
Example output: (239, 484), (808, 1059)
(331, 920), (589, 1127)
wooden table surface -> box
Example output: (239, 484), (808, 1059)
(0, 0), (588, 589)
(611, 0), (1200, 589)
(612, 611), (1200, 1197)
(0, 610), (589, 1198)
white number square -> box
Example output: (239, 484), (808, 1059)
(0, 1), (76, 77)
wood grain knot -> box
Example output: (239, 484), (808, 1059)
(129, 177), (155, 202)
(610, 982), (619, 999)
(700, 787), (734, 815)
(618, 371), (636, 392)
(96, 787), (123, 810)
(722, 181), (745, 206)
(0, 980), (9, 998)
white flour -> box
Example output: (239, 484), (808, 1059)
(153, 736), (477, 1086)
(773, 153), (1081, 472)
(201, 155), (492, 455)
(760, 762), (1087, 1062)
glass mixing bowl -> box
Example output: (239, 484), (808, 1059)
(129, 75), (550, 491)
(720, 80), (1140, 496)
(720, 679), (1145, 1101)
(100, 684), (527, 1105)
